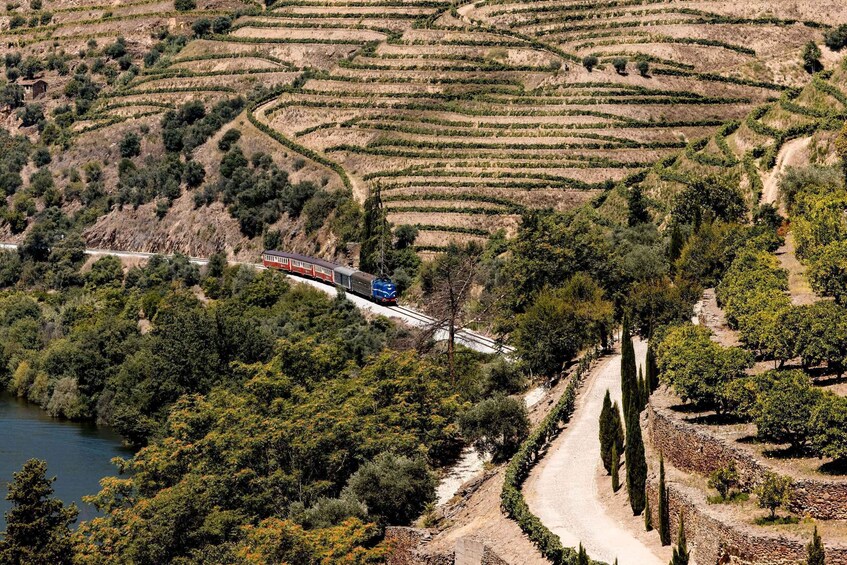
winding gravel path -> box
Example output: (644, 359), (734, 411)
(524, 340), (664, 565)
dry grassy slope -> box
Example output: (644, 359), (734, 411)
(4, 0), (846, 259)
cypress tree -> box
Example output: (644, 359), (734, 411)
(659, 455), (671, 546)
(577, 543), (589, 565)
(0, 459), (77, 565)
(611, 401), (624, 467)
(671, 515), (689, 565)
(807, 525), (825, 565)
(669, 223), (684, 272)
(637, 365), (647, 411)
(359, 184), (391, 275)
(628, 184), (649, 226)
(621, 320), (637, 417)
(600, 393), (625, 475)
(646, 345), (659, 393)
(644, 495), (653, 531)
(625, 401), (647, 515)
(599, 389), (614, 473)
(611, 442), (621, 492)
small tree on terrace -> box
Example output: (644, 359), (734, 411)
(670, 516), (689, 565)
(120, 131), (141, 158)
(656, 324), (753, 412)
(802, 41), (823, 73)
(755, 370), (821, 451)
(708, 462), (739, 501)
(612, 57), (627, 75)
(810, 393), (847, 462)
(582, 55), (599, 71)
(807, 526), (825, 565)
(824, 24), (847, 51)
(636, 60), (650, 77)
(755, 472), (792, 520)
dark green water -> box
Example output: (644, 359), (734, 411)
(0, 392), (134, 528)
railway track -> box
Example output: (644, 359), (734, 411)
(0, 243), (512, 355)
(391, 305), (515, 355)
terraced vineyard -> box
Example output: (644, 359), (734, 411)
(635, 62), (847, 213)
(8, 0), (847, 251)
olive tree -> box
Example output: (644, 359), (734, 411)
(460, 395), (529, 461)
(342, 452), (436, 526)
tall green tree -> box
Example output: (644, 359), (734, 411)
(599, 391), (625, 474)
(670, 515), (689, 565)
(577, 543), (589, 565)
(628, 185), (650, 226)
(460, 395), (529, 462)
(658, 455), (670, 545)
(343, 452), (436, 526)
(611, 443), (621, 492)
(0, 459), (77, 565)
(807, 526), (825, 565)
(656, 324), (753, 412)
(621, 321), (638, 418)
(646, 345), (659, 393)
(514, 273), (613, 376)
(359, 184), (390, 275)
(638, 365), (648, 411)
(625, 401), (647, 515)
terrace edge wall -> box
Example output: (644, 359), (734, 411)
(647, 400), (847, 519)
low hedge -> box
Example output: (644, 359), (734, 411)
(501, 349), (606, 565)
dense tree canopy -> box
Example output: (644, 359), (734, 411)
(656, 324), (753, 411)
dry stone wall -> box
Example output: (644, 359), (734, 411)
(645, 476), (847, 565)
(648, 403), (847, 519)
(385, 529), (508, 565)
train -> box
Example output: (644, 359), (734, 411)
(261, 250), (397, 304)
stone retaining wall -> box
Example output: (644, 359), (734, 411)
(645, 477), (847, 565)
(648, 403), (847, 519)
(385, 528), (508, 565)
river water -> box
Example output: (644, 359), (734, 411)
(0, 392), (134, 528)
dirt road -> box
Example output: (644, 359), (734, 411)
(524, 340), (667, 565)
(761, 137), (811, 212)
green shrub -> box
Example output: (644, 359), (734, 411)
(119, 132), (141, 158)
(460, 395), (529, 462)
(174, 0), (194, 11)
(824, 24), (847, 51)
(342, 452), (436, 526)
(582, 55), (598, 71)
(612, 57), (627, 75)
